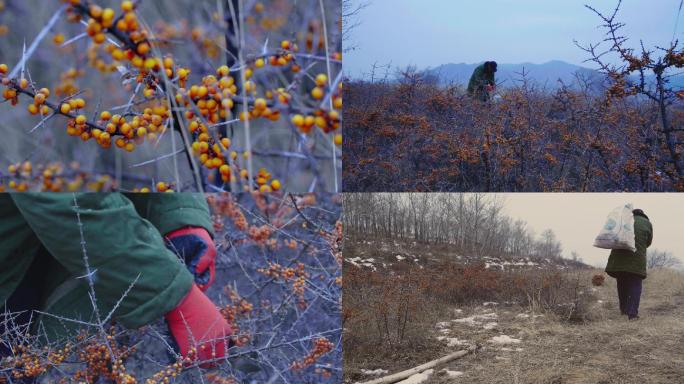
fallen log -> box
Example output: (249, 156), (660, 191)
(357, 344), (479, 384)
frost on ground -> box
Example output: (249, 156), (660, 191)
(500, 347), (524, 352)
(453, 312), (498, 327)
(436, 336), (469, 347)
(361, 369), (389, 376)
(346, 257), (377, 270)
(397, 369), (434, 384)
(441, 369), (464, 378)
(489, 335), (522, 344)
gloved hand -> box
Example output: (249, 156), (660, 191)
(165, 284), (233, 366)
(165, 226), (216, 291)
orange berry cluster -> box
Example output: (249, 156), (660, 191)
(72, 329), (137, 383)
(132, 181), (175, 193)
(144, 359), (184, 384)
(54, 68), (83, 97)
(289, 74), (342, 134)
(206, 195), (249, 231)
(290, 337), (334, 371)
(8, 343), (71, 380)
(2, 161), (119, 192)
(257, 262), (309, 308)
(205, 372), (237, 384)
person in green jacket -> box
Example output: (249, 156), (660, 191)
(604, 208), (653, 320)
(0, 193), (232, 367)
(467, 61), (497, 101)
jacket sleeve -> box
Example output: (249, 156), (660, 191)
(125, 193), (215, 237)
(10, 193), (193, 329)
(647, 222), (653, 247)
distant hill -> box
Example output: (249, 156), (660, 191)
(425, 60), (684, 91)
(425, 60), (603, 89)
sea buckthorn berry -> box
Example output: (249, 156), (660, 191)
(255, 58), (265, 68)
(90, 5), (103, 18)
(156, 181), (168, 192)
(254, 98), (267, 110)
(53, 34), (65, 45)
(75, 115), (87, 125)
(60, 103), (71, 114)
(100, 111), (111, 120)
(220, 137), (231, 149)
(334, 133), (342, 146)
(271, 179), (281, 191)
(19, 78), (28, 89)
(102, 8), (115, 23)
(0, 63), (8, 74)
(137, 42), (150, 56)
(291, 114), (304, 127)
(311, 87), (324, 100)
(281, 40), (291, 50)
(34, 93), (46, 105)
(315, 73), (328, 87)
(122, 1), (134, 12)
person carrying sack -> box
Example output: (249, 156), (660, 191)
(603, 208), (653, 320)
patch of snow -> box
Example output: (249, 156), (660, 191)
(597, 300), (604, 304)
(489, 335), (522, 344)
(454, 309), (463, 314)
(483, 302), (499, 306)
(396, 255), (406, 261)
(441, 337), (468, 347)
(453, 312), (497, 326)
(397, 369), (434, 384)
(436, 321), (451, 329)
(361, 369), (388, 376)
(441, 369), (464, 378)
(346, 257), (378, 270)
(485, 262), (504, 270)
(482, 322), (498, 330)
(515, 313), (530, 319)
(500, 347), (524, 352)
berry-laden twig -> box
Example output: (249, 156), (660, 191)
(1, 0), (342, 192)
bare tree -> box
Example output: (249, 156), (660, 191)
(647, 249), (682, 269)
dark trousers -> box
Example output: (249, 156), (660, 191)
(615, 272), (642, 318)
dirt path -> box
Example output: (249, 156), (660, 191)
(370, 269), (684, 384)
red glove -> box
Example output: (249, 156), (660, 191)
(165, 227), (216, 291)
(165, 284), (233, 366)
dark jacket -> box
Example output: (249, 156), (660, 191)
(605, 210), (653, 279)
(0, 193), (213, 338)
(467, 63), (495, 101)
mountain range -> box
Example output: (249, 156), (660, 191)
(424, 60), (684, 90)
(424, 60), (603, 89)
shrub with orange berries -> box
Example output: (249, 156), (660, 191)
(0, 193), (341, 383)
(0, 0), (342, 192)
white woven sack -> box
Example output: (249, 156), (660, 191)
(593, 204), (636, 252)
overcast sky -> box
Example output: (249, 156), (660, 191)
(499, 193), (684, 268)
(345, 0), (682, 78)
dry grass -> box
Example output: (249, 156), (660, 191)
(428, 269), (684, 384)
(345, 268), (684, 384)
